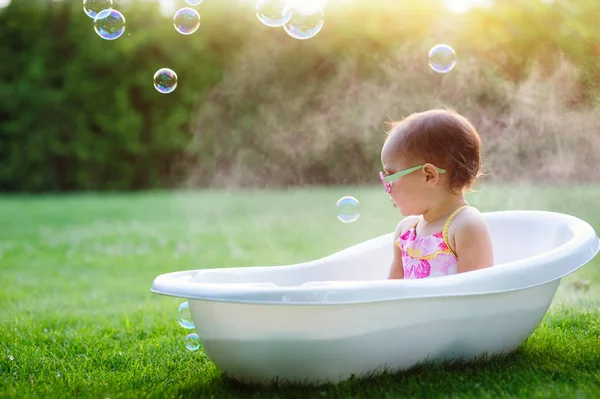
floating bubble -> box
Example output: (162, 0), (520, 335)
(154, 68), (178, 94)
(173, 7), (201, 35)
(185, 333), (201, 351)
(94, 9), (126, 41)
(186, 0), (203, 5)
(428, 44), (457, 73)
(83, 0), (113, 19)
(255, 0), (293, 28)
(282, 4), (324, 40)
(177, 301), (195, 329)
(336, 196), (360, 223)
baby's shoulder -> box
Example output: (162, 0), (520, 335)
(393, 215), (420, 240)
(448, 206), (489, 238)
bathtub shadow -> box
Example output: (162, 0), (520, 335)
(174, 346), (593, 398)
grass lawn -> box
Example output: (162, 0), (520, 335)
(1, 184), (599, 398)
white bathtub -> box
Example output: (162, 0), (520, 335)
(151, 210), (600, 385)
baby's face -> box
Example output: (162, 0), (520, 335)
(381, 161), (424, 216)
(381, 137), (437, 216)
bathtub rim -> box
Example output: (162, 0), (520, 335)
(151, 210), (600, 305)
(150, 253), (596, 306)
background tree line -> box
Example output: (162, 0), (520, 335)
(1, 0), (599, 192)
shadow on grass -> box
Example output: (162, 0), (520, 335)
(172, 345), (598, 398)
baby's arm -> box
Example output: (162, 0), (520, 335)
(388, 216), (419, 279)
(453, 209), (494, 273)
(387, 225), (404, 279)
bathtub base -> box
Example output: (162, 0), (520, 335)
(192, 280), (561, 385)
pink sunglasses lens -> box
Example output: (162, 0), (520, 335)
(379, 172), (391, 193)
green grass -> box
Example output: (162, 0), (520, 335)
(1, 184), (599, 398)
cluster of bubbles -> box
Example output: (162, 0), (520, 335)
(153, 0), (208, 93)
(81, 0), (331, 95)
(83, 0), (455, 97)
(82, 0), (204, 94)
(255, 0), (325, 41)
(83, 0), (126, 41)
(254, 1), (457, 73)
(177, 301), (201, 351)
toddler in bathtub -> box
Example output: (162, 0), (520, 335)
(380, 109), (494, 279)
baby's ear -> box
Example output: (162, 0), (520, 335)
(422, 163), (439, 184)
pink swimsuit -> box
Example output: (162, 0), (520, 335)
(396, 205), (468, 279)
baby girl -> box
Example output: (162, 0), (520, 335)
(380, 109), (494, 279)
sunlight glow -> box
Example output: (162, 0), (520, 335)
(158, 0), (176, 17)
(444, 0), (470, 14)
(286, 0), (328, 10)
(444, 0), (493, 14)
(241, 0), (328, 9)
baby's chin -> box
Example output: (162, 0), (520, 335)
(398, 206), (419, 217)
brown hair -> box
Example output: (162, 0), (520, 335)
(385, 109), (484, 193)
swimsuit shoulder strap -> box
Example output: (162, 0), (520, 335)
(442, 205), (469, 257)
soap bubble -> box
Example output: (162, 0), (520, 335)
(93, 9), (126, 41)
(173, 7), (201, 35)
(255, 0), (293, 28)
(428, 44), (457, 73)
(83, 0), (113, 19)
(336, 196), (360, 223)
(154, 68), (178, 94)
(177, 301), (195, 329)
(186, 0), (203, 5)
(185, 333), (201, 351)
(282, 4), (324, 40)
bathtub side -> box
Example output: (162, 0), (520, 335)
(152, 211), (599, 305)
(188, 280), (561, 384)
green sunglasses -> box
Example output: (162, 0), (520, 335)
(379, 164), (446, 193)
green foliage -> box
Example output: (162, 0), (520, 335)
(0, 0), (599, 191)
(0, 0), (230, 191)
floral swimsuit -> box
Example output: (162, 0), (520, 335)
(396, 205), (468, 279)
